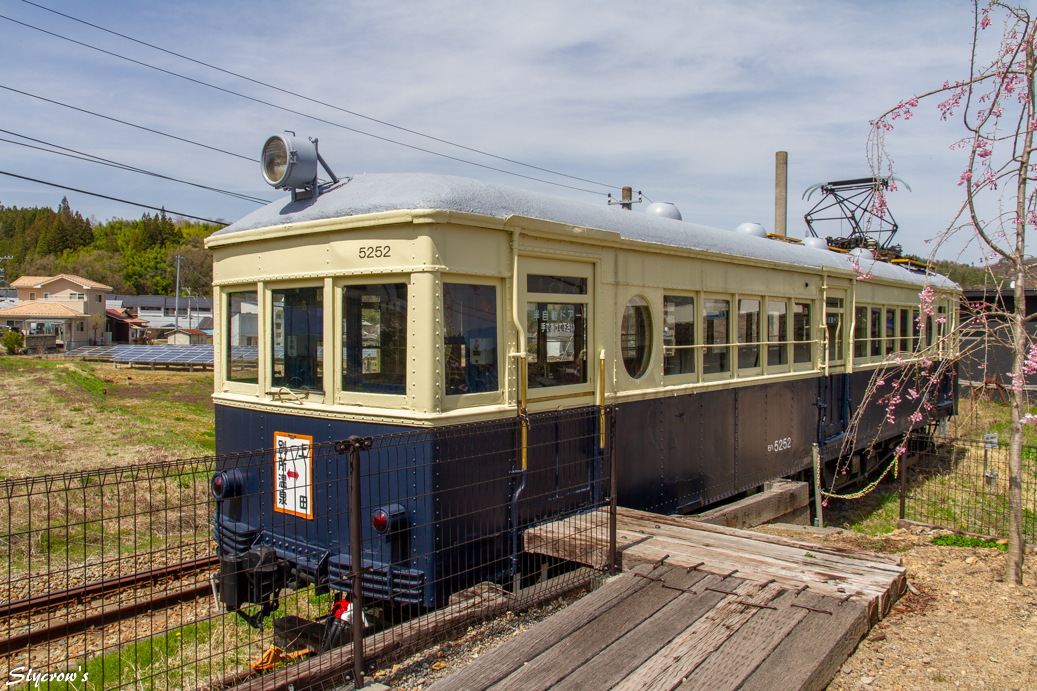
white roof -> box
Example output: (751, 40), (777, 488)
(213, 173), (954, 288)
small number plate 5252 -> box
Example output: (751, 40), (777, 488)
(359, 246), (391, 259)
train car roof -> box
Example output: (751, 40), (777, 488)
(213, 173), (955, 289)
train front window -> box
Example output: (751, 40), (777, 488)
(343, 284), (407, 394)
(271, 287), (323, 392)
(664, 296), (695, 375)
(526, 302), (586, 388)
(444, 283), (498, 395)
(226, 290), (258, 383)
(703, 299), (729, 374)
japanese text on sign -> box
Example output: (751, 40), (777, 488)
(273, 431), (313, 519)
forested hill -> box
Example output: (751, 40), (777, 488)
(0, 198), (219, 295)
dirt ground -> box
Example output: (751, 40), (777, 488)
(0, 356), (215, 477)
(762, 526), (1037, 691)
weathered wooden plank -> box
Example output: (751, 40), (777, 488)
(736, 592), (870, 691)
(523, 516), (610, 568)
(613, 581), (786, 691)
(488, 567), (708, 691)
(617, 525), (896, 590)
(693, 480), (809, 529)
(426, 564), (662, 691)
(676, 588), (809, 691)
(618, 532), (883, 609)
(616, 507), (903, 566)
(552, 573), (732, 691)
(618, 510), (904, 575)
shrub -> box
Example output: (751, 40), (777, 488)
(2, 329), (24, 355)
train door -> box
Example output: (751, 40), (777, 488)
(517, 257), (598, 521)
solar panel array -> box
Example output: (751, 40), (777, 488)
(63, 344), (257, 365)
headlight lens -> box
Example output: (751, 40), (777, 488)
(262, 136), (289, 186)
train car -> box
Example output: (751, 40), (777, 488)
(207, 136), (958, 624)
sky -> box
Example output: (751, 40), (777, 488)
(0, 0), (1008, 263)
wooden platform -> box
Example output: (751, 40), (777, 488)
(526, 507), (906, 623)
(427, 508), (905, 691)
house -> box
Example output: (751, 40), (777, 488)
(0, 274), (113, 349)
(107, 295), (213, 338)
(106, 307), (149, 344)
(167, 328), (210, 345)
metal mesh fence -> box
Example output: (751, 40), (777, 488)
(903, 437), (1037, 542)
(0, 406), (614, 690)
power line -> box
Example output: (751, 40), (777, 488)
(18, 0), (623, 192)
(0, 129), (270, 204)
(0, 84), (256, 163)
(0, 12), (606, 196)
(0, 170), (227, 225)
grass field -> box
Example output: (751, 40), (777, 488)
(0, 356), (215, 478)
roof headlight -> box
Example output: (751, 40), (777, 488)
(261, 133), (319, 190)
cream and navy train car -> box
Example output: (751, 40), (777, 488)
(207, 172), (958, 612)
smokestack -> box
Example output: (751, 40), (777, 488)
(775, 151), (788, 237)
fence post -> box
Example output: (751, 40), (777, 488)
(899, 451), (906, 521)
(347, 436), (366, 689)
(609, 406), (618, 575)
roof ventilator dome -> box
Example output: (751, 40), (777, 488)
(802, 236), (829, 250)
(645, 202), (682, 220)
(261, 132), (339, 202)
(735, 222), (767, 238)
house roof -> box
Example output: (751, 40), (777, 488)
(106, 308), (149, 325)
(210, 172), (955, 289)
(11, 274), (113, 290)
(171, 328), (207, 335)
(0, 302), (86, 318)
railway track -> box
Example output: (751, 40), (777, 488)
(0, 555), (218, 656)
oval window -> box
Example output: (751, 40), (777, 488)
(621, 296), (652, 378)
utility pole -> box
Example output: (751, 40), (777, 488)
(775, 151), (788, 237)
(621, 186), (633, 210)
(174, 255), (182, 331)
(186, 288), (193, 329)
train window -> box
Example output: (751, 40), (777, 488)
(526, 302), (587, 388)
(663, 296), (695, 375)
(886, 308), (896, 355)
(621, 296), (652, 378)
(342, 284), (407, 394)
(767, 300), (787, 367)
(226, 290), (258, 383)
(703, 298), (730, 374)
(937, 305), (947, 354)
(871, 307), (882, 357)
(853, 306), (868, 359)
(899, 309), (909, 352)
(526, 275), (587, 295)
(737, 299), (760, 369)
(926, 315), (933, 348)
(444, 284), (498, 395)
(793, 302), (811, 364)
(913, 309), (921, 351)
(271, 287), (323, 392)
(825, 297), (844, 362)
